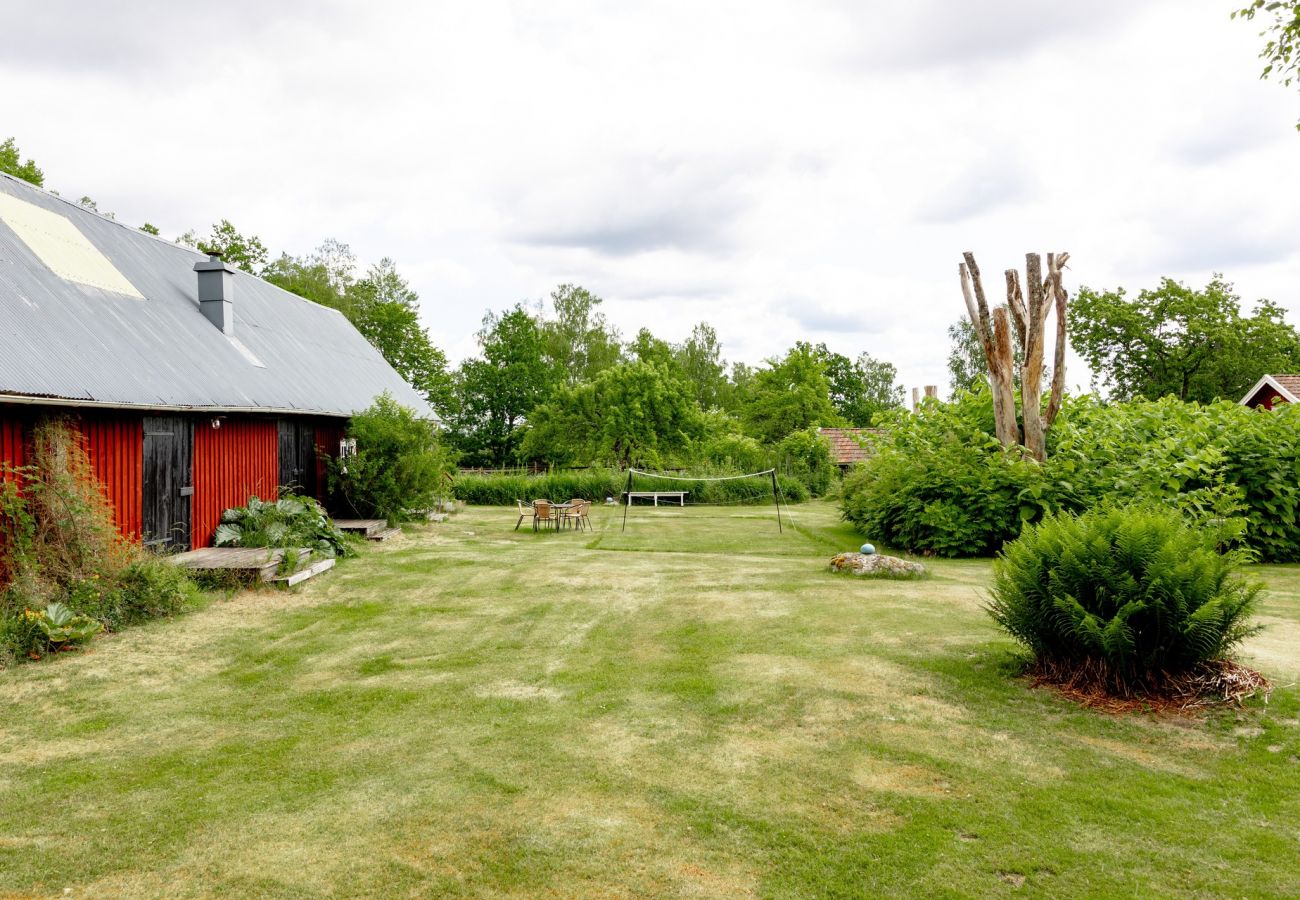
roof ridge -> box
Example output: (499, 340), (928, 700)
(0, 171), (351, 321)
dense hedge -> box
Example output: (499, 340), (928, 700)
(840, 391), (1300, 560)
(452, 469), (809, 506)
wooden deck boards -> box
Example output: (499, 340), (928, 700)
(335, 519), (386, 535)
(169, 547), (311, 582)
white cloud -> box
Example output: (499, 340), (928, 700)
(2, 0), (1298, 397)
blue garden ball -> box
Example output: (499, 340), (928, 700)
(859, 543), (876, 555)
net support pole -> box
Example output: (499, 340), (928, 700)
(620, 468), (634, 533)
(770, 469), (783, 534)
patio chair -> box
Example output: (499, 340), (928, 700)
(562, 498), (588, 531)
(514, 499), (532, 531)
(571, 498), (593, 532)
(532, 499), (558, 532)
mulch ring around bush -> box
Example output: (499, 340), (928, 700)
(1025, 658), (1273, 715)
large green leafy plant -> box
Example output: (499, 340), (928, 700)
(988, 505), (1261, 695)
(215, 495), (353, 558)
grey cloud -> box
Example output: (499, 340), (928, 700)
(1126, 201), (1300, 273)
(1171, 99), (1287, 166)
(1146, 228), (1296, 273)
(506, 154), (757, 257)
(914, 153), (1034, 223)
(828, 0), (1146, 71)
(0, 2), (344, 77)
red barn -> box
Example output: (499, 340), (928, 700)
(1239, 375), (1300, 411)
(0, 173), (431, 550)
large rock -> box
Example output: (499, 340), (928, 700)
(830, 552), (926, 579)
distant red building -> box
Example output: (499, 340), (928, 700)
(0, 172), (430, 551)
(1239, 375), (1300, 410)
(817, 427), (881, 470)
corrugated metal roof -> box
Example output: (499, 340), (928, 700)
(0, 173), (433, 418)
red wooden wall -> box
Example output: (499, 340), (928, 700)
(79, 417), (143, 543)
(0, 413), (26, 585)
(193, 419), (278, 548)
(314, 420), (346, 505)
(0, 415), (24, 477)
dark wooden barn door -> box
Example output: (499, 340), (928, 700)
(142, 416), (193, 550)
(278, 420), (316, 497)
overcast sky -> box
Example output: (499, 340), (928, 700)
(3, 0), (1297, 396)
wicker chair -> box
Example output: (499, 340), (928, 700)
(514, 499), (532, 531)
(532, 499), (558, 531)
(571, 498), (592, 532)
(562, 498), (588, 531)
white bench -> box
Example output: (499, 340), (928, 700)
(624, 490), (688, 507)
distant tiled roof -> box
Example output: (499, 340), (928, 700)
(818, 427), (882, 465)
(1240, 374), (1300, 408)
(1273, 375), (1300, 397)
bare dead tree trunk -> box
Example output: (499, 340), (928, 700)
(1020, 253), (1047, 461)
(1044, 252), (1070, 428)
(961, 252), (1019, 448)
(991, 308), (1021, 444)
(960, 250), (1070, 460)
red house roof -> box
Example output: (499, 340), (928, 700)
(1240, 375), (1300, 409)
(818, 427), (881, 465)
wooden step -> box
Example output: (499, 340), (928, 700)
(272, 557), (336, 586)
(334, 519), (386, 537)
(169, 547), (313, 582)
(367, 527), (401, 541)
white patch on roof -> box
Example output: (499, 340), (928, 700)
(226, 334), (266, 368)
(0, 191), (144, 299)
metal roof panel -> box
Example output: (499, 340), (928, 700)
(0, 173), (433, 418)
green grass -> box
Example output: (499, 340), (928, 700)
(1, 502), (1297, 897)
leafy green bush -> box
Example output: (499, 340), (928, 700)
(840, 390), (1300, 560)
(695, 432), (770, 474)
(988, 504), (1261, 694)
(839, 393), (1067, 556)
(453, 471), (625, 506)
(215, 495), (353, 558)
(2, 418), (199, 665)
(451, 468), (809, 506)
(329, 393), (453, 524)
(776, 428), (836, 498)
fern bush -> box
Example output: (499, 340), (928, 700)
(988, 504), (1262, 694)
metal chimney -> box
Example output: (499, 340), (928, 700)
(194, 253), (236, 334)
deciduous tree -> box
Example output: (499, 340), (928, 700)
(1234, 0), (1300, 129)
(447, 306), (557, 466)
(1070, 276), (1300, 403)
(347, 259), (452, 416)
(742, 342), (840, 444)
(540, 284), (623, 385)
(0, 137), (43, 186)
(522, 362), (704, 468)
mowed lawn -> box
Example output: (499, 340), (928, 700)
(1, 502), (1298, 898)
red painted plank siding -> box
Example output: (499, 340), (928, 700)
(0, 414), (26, 586)
(79, 417), (143, 543)
(1, 415), (24, 480)
(313, 420), (346, 505)
(193, 419), (278, 549)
